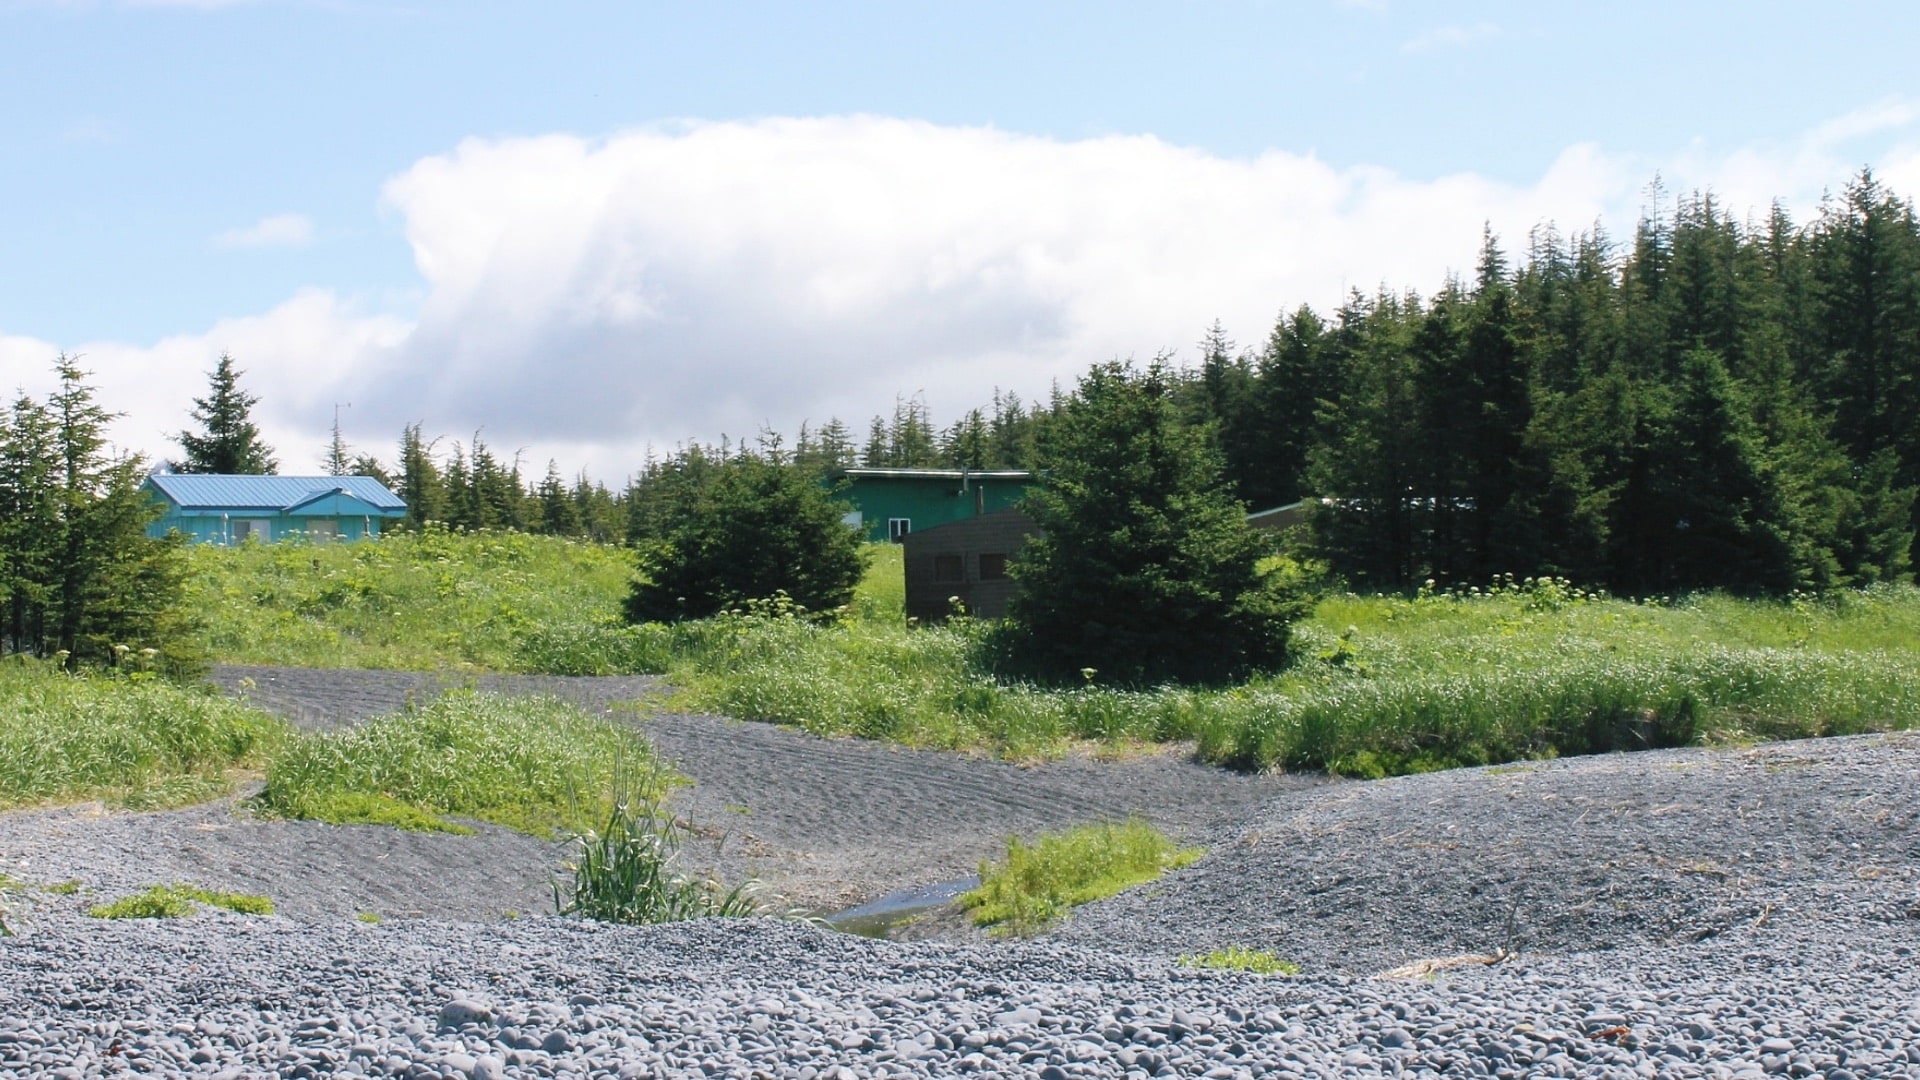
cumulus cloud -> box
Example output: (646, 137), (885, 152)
(4, 108), (1917, 479)
(212, 213), (315, 250)
(354, 116), (1630, 473)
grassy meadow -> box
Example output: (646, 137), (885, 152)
(185, 523), (635, 671)
(160, 530), (1920, 775)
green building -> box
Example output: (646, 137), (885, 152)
(832, 468), (1035, 543)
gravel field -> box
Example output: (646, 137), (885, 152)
(3, 667), (1918, 1078)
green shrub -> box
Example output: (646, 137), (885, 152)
(88, 884), (274, 919)
(552, 776), (759, 924)
(0, 658), (287, 810)
(258, 690), (672, 837)
(626, 455), (867, 624)
(960, 819), (1201, 937)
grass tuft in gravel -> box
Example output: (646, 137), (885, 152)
(0, 658), (289, 811)
(961, 819), (1201, 937)
(88, 884), (275, 919)
(257, 690), (673, 837)
(553, 776), (761, 924)
(1179, 947), (1300, 975)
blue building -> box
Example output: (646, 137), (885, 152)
(143, 474), (406, 544)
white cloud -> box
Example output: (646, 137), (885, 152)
(5, 107), (1918, 480)
(211, 213), (315, 250)
(1400, 23), (1501, 54)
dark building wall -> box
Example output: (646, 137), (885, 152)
(901, 509), (1038, 621)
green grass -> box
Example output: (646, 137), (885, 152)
(0, 658), (289, 811)
(1178, 947), (1300, 975)
(186, 524), (637, 671)
(662, 578), (1920, 774)
(959, 819), (1201, 937)
(88, 884), (274, 919)
(552, 784), (761, 924)
(185, 530), (1920, 779)
(256, 690), (675, 837)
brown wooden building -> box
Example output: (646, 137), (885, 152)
(900, 508), (1037, 621)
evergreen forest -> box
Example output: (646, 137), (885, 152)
(369, 172), (1920, 598)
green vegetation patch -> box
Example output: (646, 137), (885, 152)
(0, 658), (288, 811)
(673, 579), (1920, 775)
(186, 525), (637, 672)
(257, 689), (674, 837)
(1178, 947), (1300, 975)
(960, 819), (1201, 937)
(553, 789), (760, 924)
(88, 884), (274, 919)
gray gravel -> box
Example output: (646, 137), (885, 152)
(1058, 731), (1920, 976)
(2, 911), (1916, 1078)
(3, 669), (1918, 1077)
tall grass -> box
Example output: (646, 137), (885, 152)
(258, 691), (673, 836)
(186, 525), (636, 671)
(661, 580), (1920, 774)
(552, 781), (760, 924)
(0, 658), (288, 810)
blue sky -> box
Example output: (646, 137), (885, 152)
(4, 0), (1920, 476)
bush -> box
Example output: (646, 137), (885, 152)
(626, 455), (867, 624)
(1001, 361), (1307, 685)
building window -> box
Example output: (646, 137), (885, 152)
(933, 554), (964, 582)
(888, 518), (912, 543)
(978, 553), (1008, 580)
(305, 520), (340, 543)
(230, 519), (270, 544)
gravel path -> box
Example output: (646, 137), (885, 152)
(3, 667), (1918, 1077)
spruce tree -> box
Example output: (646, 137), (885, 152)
(1, 357), (200, 671)
(396, 424), (446, 529)
(1004, 360), (1304, 685)
(625, 453), (866, 623)
(176, 353), (276, 474)
(536, 460), (582, 536)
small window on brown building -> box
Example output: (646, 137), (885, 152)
(978, 553), (1008, 580)
(933, 554), (965, 582)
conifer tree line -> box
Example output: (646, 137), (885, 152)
(362, 169), (1920, 596)
(0, 357), (200, 670)
(375, 389), (1063, 546)
(1243, 170), (1920, 594)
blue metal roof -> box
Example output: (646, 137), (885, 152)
(145, 474), (406, 513)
